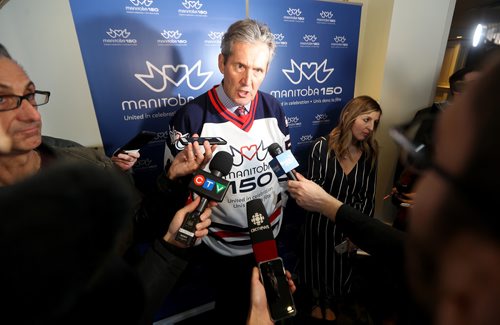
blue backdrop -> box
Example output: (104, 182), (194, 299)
(251, 0), (361, 169)
(69, 0), (361, 321)
(69, 0), (246, 190)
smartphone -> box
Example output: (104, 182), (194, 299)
(178, 136), (227, 146)
(258, 257), (297, 322)
(113, 130), (157, 156)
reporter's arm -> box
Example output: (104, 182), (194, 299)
(287, 172), (343, 221)
(289, 172), (406, 266)
(136, 139), (215, 240)
(136, 197), (213, 323)
(335, 204), (406, 264)
(247, 267), (274, 325)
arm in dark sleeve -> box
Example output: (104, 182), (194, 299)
(336, 204), (406, 268)
(132, 161), (192, 242)
(136, 239), (190, 324)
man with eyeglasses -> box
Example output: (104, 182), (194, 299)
(0, 44), (291, 324)
(288, 50), (500, 325)
(0, 44), (217, 323)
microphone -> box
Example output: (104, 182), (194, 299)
(175, 150), (233, 246)
(247, 198), (297, 321)
(268, 143), (298, 181)
(246, 198), (278, 263)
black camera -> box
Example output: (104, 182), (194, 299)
(391, 180), (411, 207)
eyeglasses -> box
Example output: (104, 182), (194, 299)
(389, 115), (463, 191)
(0, 90), (51, 112)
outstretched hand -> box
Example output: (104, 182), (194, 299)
(287, 172), (332, 214)
(167, 134), (216, 180)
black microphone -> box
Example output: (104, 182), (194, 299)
(268, 143), (298, 181)
(247, 198), (297, 321)
(175, 150), (233, 246)
(247, 198), (278, 263)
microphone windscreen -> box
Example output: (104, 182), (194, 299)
(209, 150), (233, 176)
(268, 143), (284, 158)
(247, 198), (278, 263)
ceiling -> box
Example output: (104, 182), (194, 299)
(449, 0), (500, 39)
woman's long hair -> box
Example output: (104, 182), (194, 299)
(328, 95), (382, 168)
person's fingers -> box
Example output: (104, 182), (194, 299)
(195, 208), (212, 237)
(295, 172), (306, 181)
(202, 141), (214, 162)
(115, 153), (128, 160)
(185, 142), (195, 161)
(127, 151), (140, 159)
(195, 228), (209, 237)
(207, 201), (218, 208)
(196, 217), (211, 229)
(198, 207), (212, 222)
(195, 219), (211, 234)
(195, 146), (205, 162)
(285, 270), (296, 294)
(182, 196), (201, 213)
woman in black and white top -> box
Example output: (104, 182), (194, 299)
(300, 95), (382, 322)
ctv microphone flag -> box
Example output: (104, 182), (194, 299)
(188, 169), (230, 202)
(247, 198), (278, 263)
(176, 151), (233, 246)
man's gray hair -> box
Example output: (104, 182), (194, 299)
(220, 18), (276, 65)
(0, 43), (12, 59)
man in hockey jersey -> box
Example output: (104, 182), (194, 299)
(168, 18), (291, 323)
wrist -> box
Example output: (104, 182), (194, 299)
(247, 309), (273, 325)
(166, 169), (176, 181)
(321, 195), (343, 222)
(163, 232), (173, 244)
(157, 237), (191, 259)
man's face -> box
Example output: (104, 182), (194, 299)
(218, 41), (270, 106)
(0, 57), (42, 154)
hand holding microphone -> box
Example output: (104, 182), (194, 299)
(268, 143), (298, 181)
(164, 196), (214, 248)
(287, 172), (344, 222)
(175, 150), (233, 246)
(247, 198), (296, 322)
